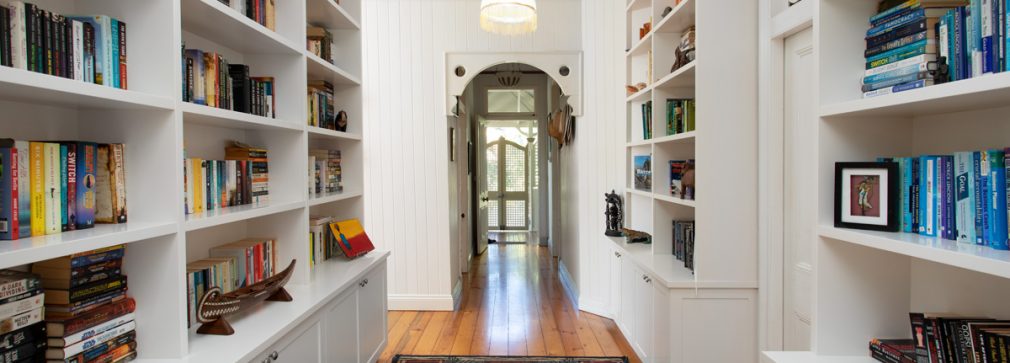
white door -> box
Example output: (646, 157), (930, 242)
(357, 266), (387, 363)
(322, 290), (358, 363)
(783, 27), (815, 351)
(609, 246), (623, 320)
(269, 321), (322, 363)
(486, 136), (530, 230)
(476, 117), (490, 255)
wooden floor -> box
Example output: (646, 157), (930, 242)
(376, 243), (641, 363)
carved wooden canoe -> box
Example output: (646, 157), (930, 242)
(196, 259), (296, 335)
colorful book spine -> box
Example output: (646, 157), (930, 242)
(44, 142), (60, 235)
(48, 312), (134, 348)
(15, 141), (30, 238)
(912, 157), (921, 232)
(59, 143), (68, 231)
(900, 157), (913, 233)
(942, 156), (956, 241)
(75, 142), (95, 229)
(64, 143), (76, 231)
(920, 156), (937, 237)
(974, 151), (985, 244)
(0, 140), (16, 240)
(29, 142), (44, 236)
(990, 150), (1009, 249)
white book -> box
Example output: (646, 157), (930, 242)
(0, 291), (42, 319)
(49, 312), (135, 348)
(7, 2), (26, 69)
(230, 0), (244, 15)
(864, 55), (936, 77)
(51, 320), (135, 359)
(72, 20), (83, 81)
(1, 307), (42, 333)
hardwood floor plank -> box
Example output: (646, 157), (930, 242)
(375, 244), (638, 363)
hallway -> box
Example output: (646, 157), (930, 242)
(377, 244), (640, 362)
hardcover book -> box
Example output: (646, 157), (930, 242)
(634, 155), (652, 191)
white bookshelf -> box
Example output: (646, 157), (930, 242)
(762, 0), (1010, 361)
(609, 0), (760, 361)
(0, 0), (375, 361)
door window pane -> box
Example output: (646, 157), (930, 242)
(487, 89), (535, 113)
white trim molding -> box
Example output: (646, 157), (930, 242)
(388, 294), (457, 311)
(444, 51), (583, 115)
(558, 259), (579, 307)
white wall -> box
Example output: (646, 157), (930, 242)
(361, 0), (582, 310)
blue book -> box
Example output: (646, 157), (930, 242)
(59, 144), (68, 232)
(869, 9), (926, 37)
(110, 18), (119, 89)
(936, 156), (946, 239)
(1006, 0), (1010, 70)
(942, 156), (957, 240)
(901, 157), (914, 232)
(956, 152), (976, 243)
(866, 39), (931, 67)
(75, 142), (96, 230)
(0, 140), (15, 240)
(184, 50), (206, 105)
(982, 0), (996, 73)
(976, 151), (988, 244)
(871, 1), (921, 25)
(989, 150), (1009, 249)
(864, 62), (930, 84)
(912, 157), (922, 232)
(972, 0), (983, 77)
(919, 156), (937, 237)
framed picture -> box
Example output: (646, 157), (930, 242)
(834, 162), (899, 232)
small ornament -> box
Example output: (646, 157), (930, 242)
(605, 190), (624, 237)
(335, 110), (348, 132)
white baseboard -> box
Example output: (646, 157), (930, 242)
(558, 260), (579, 307)
(451, 278), (464, 310)
(388, 294), (456, 311)
(578, 297), (613, 319)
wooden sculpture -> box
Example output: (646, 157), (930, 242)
(196, 260), (296, 335)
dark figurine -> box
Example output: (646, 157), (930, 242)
(605, 190), (624, 237)
(335, 110), (349, 132)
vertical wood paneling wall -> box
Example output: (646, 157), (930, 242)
(361, 0), (623, 310)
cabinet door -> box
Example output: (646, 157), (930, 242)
(618, 256), (637, 342)
(322, 289), (359, 363)
(609, 247), (623, 321)
(633, 268), (653, 361)
(263, 320), (322, 363)
(357, 265), (388, 363)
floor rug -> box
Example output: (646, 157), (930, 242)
(392, 356), (628, 363)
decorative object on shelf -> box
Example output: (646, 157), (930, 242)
(661, 6), (673, 17)
(328, 219), (376, 259)
(633, 154), (652, 191)
(195, 259), (296, 336)
(336, 110), (349, 132)
(639, 21), (652, 39)
(672, 26), (696, 73)
(479, 0), (538, 35)
(834, 162), (899, 232)
(622, 228), (652, 244)
(626, 85), (639, 96)
(604, 190), (625, 237)
(635, 82), (648, 91)
(680, 160), (696, 200)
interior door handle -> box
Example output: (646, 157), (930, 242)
(481, 196), (489, 202)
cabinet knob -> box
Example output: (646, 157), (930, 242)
(261, 359), (269, 363)
(270, 351), (279, 360)
(364, 278), (369, 286)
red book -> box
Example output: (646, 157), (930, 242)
(253, 243), (263, 283)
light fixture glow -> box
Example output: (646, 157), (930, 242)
(480, 0), (538, 35)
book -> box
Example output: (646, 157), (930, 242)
(75, 142), (96, 229)
(34, 245), (126, 270)
(46, 312), (134, 348)
(59, 330), (134, 363)
(0, 139), (16, 240)
(0, 323), (45, 351)
(62, 142), (76, 231)
(0, 270), (41, 302)
(0, 339), (44, 363)
(988, 149), (1009, 249)
(0, 289), (42, 320)
(107, 144), (126, 224)
(15, 141), (30, 238)
(633, 155), (652, 191)
(45, 297), (134, 338)
(44, 290), (126, 320)
(44, 275), (126, 305)
(44, 142), (60, 234)
(46, 321), (134, 360)
(0, 307), (42, 334)
(34, 259), (122, 290)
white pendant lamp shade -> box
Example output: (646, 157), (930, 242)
(480, 0), (538, 35)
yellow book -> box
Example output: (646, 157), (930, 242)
(191, 158), (204, 214)
(28, 142), (44, 236)
(43, 143), (60, 234)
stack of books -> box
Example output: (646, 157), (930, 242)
(0, 2), (128, 89)
(640, 101), (653, 140)
(182, 48), (276, 119)
(1, 140), (127, 241)
(868, 312), (1010, 363)
(307, 81), (335, 129)
(861, 0), (967, 98)
(309, 216), (342, 270)
(672, 220), (695, 272)
(34, 245), (137, 363)
(665, 98), (695, 136)
(306, 26), (333, 63)
(668, 159), (695, 200)
(186, 238), (277, 327)
(880, 149), (1010, 250)
(217, 0), (275, 31)
(0, 270), (45, 363)
(308, 149), (342, 195)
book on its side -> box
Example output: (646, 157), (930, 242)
(46, 297), (135, 338)
(47, 312), (134, 348)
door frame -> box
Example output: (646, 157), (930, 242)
(757, 0), (815, 352)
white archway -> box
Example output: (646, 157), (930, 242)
(445, 52), (582, 115)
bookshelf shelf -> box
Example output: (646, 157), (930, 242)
(653, 193), (695, 208)
(181, 102), (304, 131)
(306, 0), (360, 30)
(184, 200), (306, 232)
(307, 126), (363, 141)
(185, 251), (389, 363)
(626, 88), (652, 102)
(819, 225), (1010, 280)
(820, 73), (1010, 118)
(653, 0), (695, 34)
(653, 61), (696, 89)
(626, 0), (650, 12)
(305, 51), (362, 86)
(0, 68), (175, 111)
(308, 190), (363, 206)
(181, 0), (302, 55)
(626, 188), (652, 199)
(627, 32), (653, 57)
(652, 131), (696, 144)
(0, 223), (178, 270)
(626, 139), (653, 147)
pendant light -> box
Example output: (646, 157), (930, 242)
(480, 0), (538, 35)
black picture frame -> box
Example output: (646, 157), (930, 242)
(834, 162), (900, 232)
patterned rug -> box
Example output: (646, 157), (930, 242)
(392, 356), (628, 363)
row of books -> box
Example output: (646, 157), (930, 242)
(880, 149), (1010, 250)
(0, 2), (127, 89)
(0, 270), (45, 363)
(182, 48), (276, 119)
(938, 0), (1010, 82)
(665, 98), (695, 136)
(861, 0), (950, 98)
(37, 245), (138, 363)
(217, 0), (276, 31)
(669, 159), (695, 200)
(309, 149), (342, 195)
(306, 26), (333, 63)
(309, 216), (343, 269)
(640, 101), (654, 140)
(186, 238), (277, 327)
(870, 312), (1010, 363)
(183, 142), (270, 215)
(308, 80), (336, 129)
(0, 140), (127, 241)
(672, 220), (695, 272)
